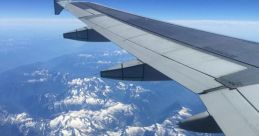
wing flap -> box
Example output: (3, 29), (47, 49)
(239, 84), (259, 111)
(200, 88), (259, 136)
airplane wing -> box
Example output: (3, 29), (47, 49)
(54, 1), (259, 135)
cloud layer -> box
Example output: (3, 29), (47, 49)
(1, 18), (258, 41)
(170, 20), (259, 42)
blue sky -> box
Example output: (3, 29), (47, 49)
(1, 0), (259, 42)
(1, 0), (259, 20)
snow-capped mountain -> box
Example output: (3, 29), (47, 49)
(0, 48), (219, 136)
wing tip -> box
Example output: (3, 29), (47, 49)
(54, 0), (63, 15)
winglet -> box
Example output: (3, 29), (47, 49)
(54, 0), (64, 15)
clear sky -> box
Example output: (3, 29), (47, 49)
(1, 0), (259, 20)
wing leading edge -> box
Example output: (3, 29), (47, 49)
(54, 1), (259, 135)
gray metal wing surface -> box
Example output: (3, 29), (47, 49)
(54, 1), (259, 135)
